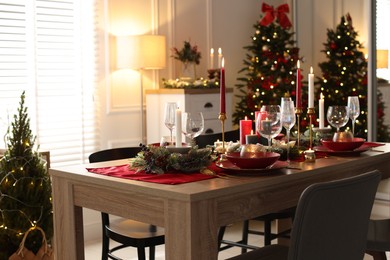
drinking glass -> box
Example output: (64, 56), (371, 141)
(164, 102), (177, 143)
(280, 98), (296, 162)
(347, 96), (360, 136)
(256, 105), (282, 148)
(326, 106), (349, 132)
(182, 112), (204, 146)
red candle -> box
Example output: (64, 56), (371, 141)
(220, 58), (226, 114)
(240, 116), (252, 145)
(296, 60), (302, 109)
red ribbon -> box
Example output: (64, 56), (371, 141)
(259, 3), (292, 29)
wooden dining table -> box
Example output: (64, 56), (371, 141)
(50, 143), (390, 260)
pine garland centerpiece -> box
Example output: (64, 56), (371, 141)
(129, 145), (215, 174)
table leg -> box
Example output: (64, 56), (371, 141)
(51, 175), (85, 260)
(165, 199), (219, 260)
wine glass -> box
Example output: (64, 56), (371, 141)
(280, 98), (296, 162)
(256, 105), (282, 148)
(347, 96), (360, 136)
(326, 106), (349, 132)
(182, 112), (204, 146)
(164, 102), (177, 143)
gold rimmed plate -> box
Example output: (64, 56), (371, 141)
(216, 160), (288, 175)
(314, 144), (371, 156)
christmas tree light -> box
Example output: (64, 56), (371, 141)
(0, 91), (53, 258)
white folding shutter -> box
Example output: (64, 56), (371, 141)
(0, 0), (99, 167)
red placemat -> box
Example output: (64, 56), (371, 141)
(86, 164), (219, 185)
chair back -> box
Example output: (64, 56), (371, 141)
(194, 130), (240, 148)
(288, 170), (381, 260)
(89, 147), (142, 163)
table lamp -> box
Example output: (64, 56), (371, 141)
(116, 35), (166, 144)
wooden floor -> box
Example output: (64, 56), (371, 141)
(84, 218), (385, 260)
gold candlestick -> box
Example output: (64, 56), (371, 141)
(307, 107), (315, 149)
(295, 107), (303, 147)
(218, 112), (227, 153)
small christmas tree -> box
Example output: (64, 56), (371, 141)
(318, 13), (390, 141)
(233, 3), (302, 125)
(0, 92), (53, 258)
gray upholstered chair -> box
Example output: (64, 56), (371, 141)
(227, 170), (381, 260)
(366, 218), (390, 260)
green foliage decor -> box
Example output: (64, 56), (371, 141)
(317, 13), (390, 141)
(0, 91), (53, 258)
(233, 4), (302, 126)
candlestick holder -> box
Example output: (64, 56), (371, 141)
(295, 107), (303, 147)
(218, 112), (227, 153)
(307, 107), (315, 149)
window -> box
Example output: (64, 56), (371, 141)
(0, 0), (99, 167)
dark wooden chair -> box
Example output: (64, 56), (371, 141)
(226, 170), (381, 260)
(89, 147), (165, 260)
(366, 218), (390, 260)
(194, 129), (240, 148)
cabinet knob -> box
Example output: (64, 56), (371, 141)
(204, 102), (213, 108)
(205, 128), (214, 134)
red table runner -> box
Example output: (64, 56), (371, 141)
(86, 164), (220, 185)
(87, 143), (385, 185)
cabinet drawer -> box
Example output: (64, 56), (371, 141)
(187, 94), (219, 120)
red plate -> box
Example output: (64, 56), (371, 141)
(314, 144), (371, 156)
(226, 152), (280, 169)
(321, 138), (365, 151)
(216, 160), (288, 175)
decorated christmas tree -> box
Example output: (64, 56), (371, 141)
(318, 13), (390, 141)
(233, 3), (302, 125)
(0, 92), (53, 258)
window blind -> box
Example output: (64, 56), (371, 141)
(0, 0), (99, 167)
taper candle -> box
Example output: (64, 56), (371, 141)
(319, 93), (325, 129)
(210, 48), (214, 69)
(296, 60), (302, 109)
(220, 58), (226, 114)
(218, 48), (222, 68)
(308, 66), (314, 108)
(175, 108), (182, 147)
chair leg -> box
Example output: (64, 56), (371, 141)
(137, 246), (146, 260)
(264, 219), (272, 246)
(101, 232), (109, 260)
(366, 250), (387, 260)
(241, 220), (250, 254)
(218, 226), (227, 250)
(149, 246), (156, 260)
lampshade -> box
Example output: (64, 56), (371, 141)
(116, 35), (166, 70)
(377, 49), (389, 69)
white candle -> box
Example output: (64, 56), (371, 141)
(319, 93), (325, 129)
(210, 48), (214, 69)
(218, 48), (222, 68)
(175, 108), (182, 147)
(308, 66), (314, 108)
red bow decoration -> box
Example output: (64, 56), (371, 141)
(260, 3), (292, 29)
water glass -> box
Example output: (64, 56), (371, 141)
(347, 96), (360, 136)
(280, 97), (296, 162)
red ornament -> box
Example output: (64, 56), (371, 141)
(330, 42), (337, 50)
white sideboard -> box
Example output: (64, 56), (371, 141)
(146, 88), (233, 144)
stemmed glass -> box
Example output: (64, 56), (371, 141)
(182, 112), (204, 146)
(347, 96), (360, 136)
(164, 102), (177, 144)
(256, 105), (282, 148)
(326, 106), (349, 132)
(280, 98), (296, 162)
